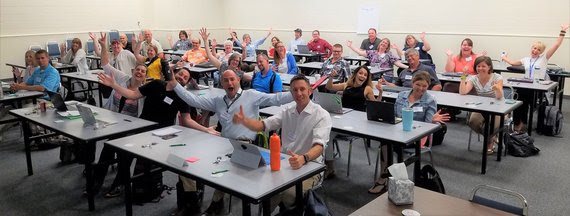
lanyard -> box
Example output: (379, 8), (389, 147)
(223, 92), (242, 112)
(529, 57), (538, 78)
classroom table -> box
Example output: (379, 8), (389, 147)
(261, 106), (441, 183)
(292, 52), (322, 63)
(86, 55), (101, 69)
(164, 49), (186, 56)
(0, 90), (44, 125)
(297, 62), (393, 76)
(105, 125), (325, 216)
(60, 70), (105, 107)
(349, 186), (512, 216)
(278, 73), (340, 87)
(9, 102), (158, 211)
(343, 55), (369, 66)
(437, 73), (557, 136)
(6, 62), (77, 73)
(188, 66), (218, 83)
(376, 86), (523, 174)
(187, 84), (226, 98)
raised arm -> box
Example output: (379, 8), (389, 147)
(97, 32), (110, 66)
(501, 54), (522, 66)
(132, 34), (146, 63)
(546, 24), (569, 59)
(347, 40), (367, 57)
(89, 32), (102, 56)
(167, 34), (174, 49)
(325, 70), (347, 91)
(98, 73), (142, 99)
(210, 39), (218, 57)
(391, 43), (404, 58)
(444, 49), (456, 72)
(394, 60), (409, 69)
(180, 112), (220, 136)
(199, 28), (222, 69)
(420, 32), (431, 52)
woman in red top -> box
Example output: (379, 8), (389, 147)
(444, 38), (486, 75)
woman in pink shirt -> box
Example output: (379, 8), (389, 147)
(445, 38), (486, 75)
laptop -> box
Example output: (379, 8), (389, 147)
(366, 100), (402, 124)
(313, 92), (352, 114)
(229, 139), (267, 169)
(297, 45), (311, 54)
(255, 49), (268, 57)
(507, 77), (534, 83)
(76, 104), (116, 127)
(47, 91), (68, 111)
(442, 72), (463, 77)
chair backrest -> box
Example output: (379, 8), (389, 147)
(86, 40), (95, 55)
(46, 42), (60, 58)
(125, 32), (135, 43)
(109, 30), (120, 43)
(29, 44), (42, 52)
(470, 185), (528, 216)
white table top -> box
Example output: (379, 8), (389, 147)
(59, 70), (102, 82)
(436, 73), (558, 92)
(0, 90), (45, 103)
(187, 85), (226, 98)
(105, 125), (325, 200)
(298, 62), (391, 75)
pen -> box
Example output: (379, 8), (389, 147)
(211, 170), (229, 174)
(170, 144), (186, 147)
(124, 119), (132, 122)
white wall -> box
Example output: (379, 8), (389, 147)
(221, 0), (570, 94)
(2, 0), (569, 93)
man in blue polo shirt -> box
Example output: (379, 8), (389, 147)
(10, 49), (61, 98)
(251, 54), (283, 93)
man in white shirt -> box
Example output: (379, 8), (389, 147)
(233, 74), (332, 212)
(141, 29), (164, 58)
(288, 28), (305, 52)
(166, 69), (293, 215)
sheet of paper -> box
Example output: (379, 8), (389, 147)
(152, 127), (182, 136)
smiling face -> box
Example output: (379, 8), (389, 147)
(368, 29), (376, 41)
(243, 35), (251, 44)
(36, 52), (50, 68)
(332, 46), (342, 60)
(461, 40), (472, 53)
(191, 39), (200, 50)
(276, 42), (286, 56)
(71, 40), (81, 52)
(221, 70), (241, 98)
(119, 34), (128, 46)
(412, 79), (428, 96)
(271, 37), (279, 45)
(378, 39), (390, 52)
(111, 41), (122, 53)
(224, 43), (233, 53)
(294, 31), (301, 39)
(175, 69), (191, 86)
(179, 32), (186, 40)
(406, 52), (420, 68)
(312, 31), (320, 41)
(256, 55), (269, 72)
(353, 68), (369, 87)
(144, 30), (152, 42)
(131, 65), (147, 82)
(25, 51), (34, 66)
(406, 35), (416, 47)
(476, 60), (491, 75)
(290, 79), (312, 107)
(147, 47), (156, 58)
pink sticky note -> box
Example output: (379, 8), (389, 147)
(185, 157), (200, 163)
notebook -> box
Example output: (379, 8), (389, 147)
(366, 100), (402, 124)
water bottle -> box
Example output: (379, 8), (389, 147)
(269, 133), (281, 171)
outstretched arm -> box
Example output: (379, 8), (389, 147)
(444, 49), (455, 72)
(98, 32), (110, 66)
(232, 105), (265, 132)
(420, 32), (431, 51)
(347, 40), (366, 57)
(199, 28), (222, 69)
(501, 54), (522, 66)
(98, 73), (143, 99)
(89, 32), (102, 56)
(546, 24), (570, 59)
(132, 34), (146, 63)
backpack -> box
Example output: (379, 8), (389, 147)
(304, 189), (332, 216)
(506, 132), (540, 157)
(415, 165), (445, 194)
(537, 102), (563, 136)
(251, 71), (277, 93)
(131, 160), (172, 205)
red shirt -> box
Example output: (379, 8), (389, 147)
(307, 38), (333, 59)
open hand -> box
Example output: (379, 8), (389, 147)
(432, 109), (450, 123)
(199, 27), (209, 41)
(97, 73), (115, 87)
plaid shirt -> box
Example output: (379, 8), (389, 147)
(320, 58), (351, 82)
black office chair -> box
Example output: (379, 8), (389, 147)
(470, 184), (528, 215)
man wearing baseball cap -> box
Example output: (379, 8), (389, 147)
(89, 32), (137, 73)
(288, 28), (305, 53)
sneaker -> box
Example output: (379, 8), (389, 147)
(204, 198), (224, 216)
(103, 186), (123, 198)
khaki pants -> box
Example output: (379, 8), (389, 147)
(270, 174), (321, 212)
(180, 176), (225, 201)
(468, 112), (502, 135)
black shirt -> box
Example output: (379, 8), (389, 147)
(138, 80), (191, 127)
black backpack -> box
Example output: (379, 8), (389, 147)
(431, 123), (447, 146)
(250, 72), (277, 93)
(415, 165), (445, 194)
(131, 160), (172, 205)
(537, 102), (563, 136)
(506, 132), (540, 157)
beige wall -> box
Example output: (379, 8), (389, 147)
(2, 0), (569, 93)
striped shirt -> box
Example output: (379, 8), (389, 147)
(468, 73), (503, 98)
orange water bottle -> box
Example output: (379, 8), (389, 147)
(269, 133), (281, 171)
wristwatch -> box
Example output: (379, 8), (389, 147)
(303, 154), (309, 165)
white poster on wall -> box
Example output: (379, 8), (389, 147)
(357, 3), (379, 34)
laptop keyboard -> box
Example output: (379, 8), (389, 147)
(507, 78), (534, 83)
(442, 72), (463, 77)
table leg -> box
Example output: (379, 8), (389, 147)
(413, 140), (422, 183)
(558, 77), (565, 110)
(22, 120), (33, 176)
(481, 114), (490, 174)
(120, 151), (133, 216)
(84, 140), (96, 211)
(528, 90), (537, 136)
(262, 200), (271, 216)
(497, 115), (505, 162)
(295, 182), (304, 215)
(386, 142), (394, 166)
(242, 200), (252, 216)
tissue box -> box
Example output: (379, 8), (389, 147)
(388, 177), (414, 205)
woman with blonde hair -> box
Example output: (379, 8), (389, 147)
(60, 38), (89, 74)
(12, 50), (38, 83)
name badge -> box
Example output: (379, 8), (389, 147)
(380, 53), (386, 58)
(413, 106), (423, 112)
(405, 75), (413, 80)
(327, 65), (333, 69)
(163, 96), (173, 105)
(369, 45), (374, 49)
(535, 66), (541, 70)
(414, 47), (420, 50)
(35, 77), (42, 83)
(465, 56), (472, 62)
(317, 45), (321, 49)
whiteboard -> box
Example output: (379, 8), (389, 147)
(357, 4), (379, 34)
